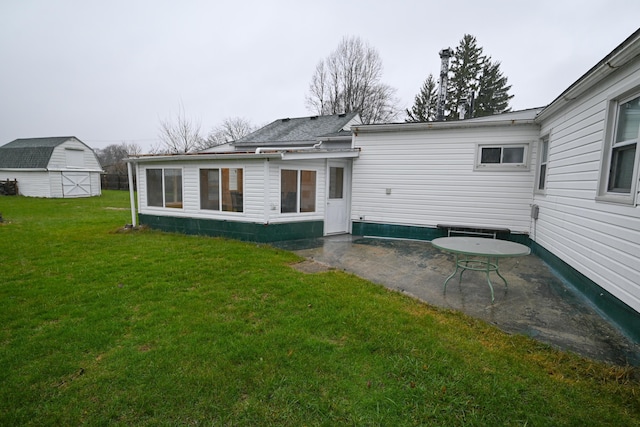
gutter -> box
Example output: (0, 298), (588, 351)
(352, 117), (537, 134)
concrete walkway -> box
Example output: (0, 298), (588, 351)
(273, 235), (640, 367)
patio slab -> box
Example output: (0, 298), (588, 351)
(273, 235), (640, 367)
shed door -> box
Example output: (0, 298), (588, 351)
(325, 161), (350, 235)
(62, 172), (91, 197)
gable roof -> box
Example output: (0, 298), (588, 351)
(0, 137), (77, 168)
(234, 112), (360, 146)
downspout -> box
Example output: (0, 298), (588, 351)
(127, 160), (137, 227)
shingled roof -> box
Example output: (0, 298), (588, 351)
(0, 137), (76, 168)
(234, 112), (360, 146)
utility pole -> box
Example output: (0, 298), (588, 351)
(436, 48), (453, 121)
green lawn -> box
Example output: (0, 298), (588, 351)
(0, 191), (638, 426)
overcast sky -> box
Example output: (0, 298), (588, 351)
(1, 1), (639, 153)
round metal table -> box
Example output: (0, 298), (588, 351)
(431, 236), (531, 302)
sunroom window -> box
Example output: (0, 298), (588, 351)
(146, 168), (182, 208)
(281, 169), (316, 213)
(199, 168), (243, 212)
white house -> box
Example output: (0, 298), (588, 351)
(350, 108), (542, 241)
(349, 29), (640, 341)
(126, 29), (640, 342)
(0, 137), (103, 198)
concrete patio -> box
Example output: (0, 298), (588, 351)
(273, 235), (640, 367)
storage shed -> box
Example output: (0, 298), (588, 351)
(0, 137), (103, 198)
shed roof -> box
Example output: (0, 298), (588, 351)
(0, 137), (76, 168)
(234, 112), (360, 146)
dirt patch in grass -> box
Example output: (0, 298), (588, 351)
(291, 259), (334, 274)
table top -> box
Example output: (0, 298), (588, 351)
(431, 237), (531, 258)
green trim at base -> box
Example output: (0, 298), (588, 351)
(353, 221), (639, 344)
(352, 221), (526, 243)
(532, 241), (640, 344)
(139, 214), (324, 243)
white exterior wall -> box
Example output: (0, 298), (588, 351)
(352, 124), (540, 233)
(0, 171), (52, 197)
(0, 138), (102, 198)
(534, 57), (640, 313)
(136, 157), (327, 225)
(48, 138), (102, 172)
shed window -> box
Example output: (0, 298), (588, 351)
(281, 169), (316, 213)
(65, 148), (84, 168)
(146, 168), (182, 208)
(199, 168), (243, 212)
(599, 92), (640, 204)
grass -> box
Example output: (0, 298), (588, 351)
(0, 191), (638, 426)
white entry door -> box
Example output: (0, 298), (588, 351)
(62, 172), (91, 197)
(325, 161), (350, 235)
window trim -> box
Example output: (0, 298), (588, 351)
(474, 142), (530, 171)
(597, 87), (640, 205)
(535, 137), (549, 194)
(280, 168), (317, 214)
(146, 167), (183, 209)
(198, 167), (244, 213)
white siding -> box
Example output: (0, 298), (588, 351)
(0, 138), (102, 198)
(137, 157), (328, 225)
(48, 138), (102, 171)
(0, 171), (52, 197)
(535, 56), (640, 313)
(352, 124), (540, 233)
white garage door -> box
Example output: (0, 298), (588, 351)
(62, 172), (91, 197)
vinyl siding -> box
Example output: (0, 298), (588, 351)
(0, 171), (52, 197)
(136, 157), (328, 225)
(48, 138), (102, 171)
(352, 124), (540, 233)
(535, 55), (640, 313)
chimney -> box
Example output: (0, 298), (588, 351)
(436, 48), (453, 121)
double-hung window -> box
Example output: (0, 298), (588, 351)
(475, 143), (529, 170)
(199, 168), (244, 212)
(147, 168), (183, 208)
(537, 138), (549, 192)
(281, 169), (316, 213)
(598, 92), (640, 204)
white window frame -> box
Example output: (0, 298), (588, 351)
(65, 148), (84, 168)
(474, 143), (530, 171)
(597, 88), (640, 205)
(146, 167), (183, 209)
(280, 168), (317, 214)
(198, 167), (244, 213)
(535, 137), (549, 194)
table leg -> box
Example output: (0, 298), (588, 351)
(494, 257), (508, 287)
(443, 253), (459, 294)
(485, 256), (495, 302)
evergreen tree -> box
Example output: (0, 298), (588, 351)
(407, 34), (513, 122)
(474, 59), (513, 117)
(405, 74), (438, 122)
(446, 34), (485, 120)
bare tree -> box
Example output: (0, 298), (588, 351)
(206, 117), (257, 147)
(96, 142), (141, 174)
(305, 36), (399, 124)
(156, 104), (204, 154)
